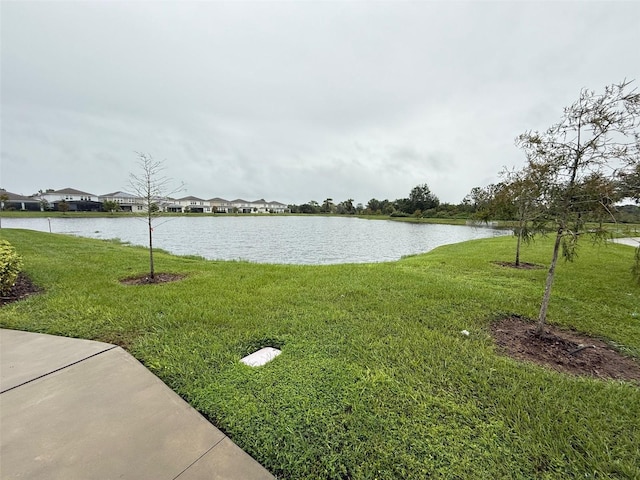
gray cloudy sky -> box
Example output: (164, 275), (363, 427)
(2, 1), (639, 206)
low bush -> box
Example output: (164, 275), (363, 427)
(0, 240), (23, 295)
(389, 210), (410, 217)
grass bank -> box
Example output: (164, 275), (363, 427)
(1, 229), (639, 479)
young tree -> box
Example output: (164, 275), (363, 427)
(102, 200), (121, 213)
(516, 80), (640, 333)
(494, 164), (550, 266)
(574, 172), (621, 225)
(57, 200), (69, 213)
(128, 152), (184, 280)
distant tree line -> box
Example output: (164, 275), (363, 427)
(288, 178), (640, 223)
(289, 183), (476, 218)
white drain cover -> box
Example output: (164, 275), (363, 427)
(240, 347), (282, 367)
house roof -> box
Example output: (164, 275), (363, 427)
(100, 191), (137, 198)
(250, 199), (287, 206)
(4, 186), (286, 206)
(51, 188), (96, 196)
(177, 196), (206, 201)
(1, 190), (39, 202)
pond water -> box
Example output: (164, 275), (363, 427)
(2, 216), (508, 265)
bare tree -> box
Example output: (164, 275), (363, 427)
(128, 152), (184, 280)
(516, 80), (640, 334)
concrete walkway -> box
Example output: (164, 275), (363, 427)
(611, 237), (640, 247)
(0, 329), (275, 480)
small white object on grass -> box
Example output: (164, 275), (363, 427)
(240, 347), (282, 367)
(461, 330), (470, 336)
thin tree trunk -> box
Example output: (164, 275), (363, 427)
(536, 229), (562, 335)
(537, 127), (580, 334)
(515, 231), (522, 266)
(515, 205), (528, 267)
(148, 216), (155, 279)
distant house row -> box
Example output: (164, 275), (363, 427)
(0, 188), (289, 214)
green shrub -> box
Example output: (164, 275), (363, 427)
(0, 240), (23, 295)
(389, 211), (410, 217)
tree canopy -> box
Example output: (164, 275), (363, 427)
(516, 80), (640, 331)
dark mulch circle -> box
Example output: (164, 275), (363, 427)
(491, 316), (640, 383)
(492, 261), (544, 270)
(120, 273), (186, 285)
(0, 273), (42, 306)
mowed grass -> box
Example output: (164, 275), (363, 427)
(1, 229), (639, 479)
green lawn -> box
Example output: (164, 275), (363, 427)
(1, 228), (639, 479)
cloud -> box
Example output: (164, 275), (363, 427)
(2, 1), (639, 204)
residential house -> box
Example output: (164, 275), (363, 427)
(4, 185), (289, 214)
(209, 197), (232, 213)
(250, 199), (289, 213)
(164, 199), (184, 213)
(0, 190), (42, 211)
(41, 188), (101, 212)
(99, 191), (143, 212)
(100, 191), (182, 213)
(175, 196), (210, 213)
(230, 199), (253, 214)
(271, 201), (289, 213)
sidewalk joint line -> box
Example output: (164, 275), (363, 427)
(172, 436), (227, 479)
(0, 345), (119, 394)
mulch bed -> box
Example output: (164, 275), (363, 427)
(0, 273), (42, 306)
(491, 316), (640, 383)
(120, 273), (186, 285)
(0, 272), (185, 307)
